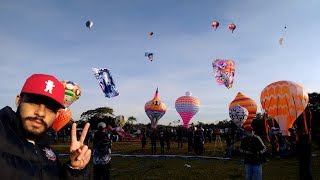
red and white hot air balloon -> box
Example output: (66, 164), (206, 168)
(212, 21), (219, 31)
(229, 23), (236, 33)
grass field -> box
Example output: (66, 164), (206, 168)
(53, 140), (320, 179)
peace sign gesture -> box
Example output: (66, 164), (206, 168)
(69, 122), (91, 169)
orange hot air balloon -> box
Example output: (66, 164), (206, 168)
(260, 80), (309, 135)
(52, 108), (72, 132)
(229, 92), (257, 128)
(145, 88), (167, 128)
(229, 23), (236, 33)
(211, 21), (219, 31)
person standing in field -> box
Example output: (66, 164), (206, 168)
(93, 122), (119, 180)
(240, 126), (266, 180)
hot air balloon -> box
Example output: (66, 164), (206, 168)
(229, 92), (257, 128)
(115, 115), (127, 128)
(144, 88), (167, 128)
(229, 23), (236, 33)
(149, 32), (154, 36)
(175, 92), (200, 128)
(145, 52), (154, 62)
(86, 20), (93, 28)
(60, 80), (81, 108)
(52, 80), (81, 132)
(212, 21), (219, 31)
(212, 59), (236, 89)
(279, 37), (284, 45)
(260, 80), (309, 135)
(229, 104), (249, 127)
(279, 26), (287, 45)
(52, 108), (72, 132)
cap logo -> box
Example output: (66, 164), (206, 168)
(44, 80), (55, 94)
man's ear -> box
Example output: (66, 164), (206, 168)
(15, 95), (21, 107)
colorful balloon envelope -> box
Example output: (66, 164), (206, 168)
(149, 32), (153, 36)
(144, 88), (166, 128)
(212, 59), (236, 89)
(175, 92), (200, 128)
(115, 115), (127, 128)
(212, 20), (219, 31)
(229, 92), (257, 128)
(229, 104), (249, 127)
(61, 80), (81, 108)
(260, 80), (309, 135)
(52, 108), (72, 132)
(229, 23), (236, 33)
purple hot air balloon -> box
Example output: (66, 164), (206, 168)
(175, 92), (200, 128)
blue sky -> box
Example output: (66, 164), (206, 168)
(1, 0), (320, 126)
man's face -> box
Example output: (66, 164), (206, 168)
(16, 94), (61, 139)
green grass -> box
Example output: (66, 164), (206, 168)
(54, 141), (320, 179)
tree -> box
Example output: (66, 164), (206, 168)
(123, 116), (137, 133)
(80, 107), (114, 120)
(80, 107), (115, 130)
(216, 119), (230, 129)
(127, 116), (137, 125)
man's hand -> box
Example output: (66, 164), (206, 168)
(69, 123), (91, 169)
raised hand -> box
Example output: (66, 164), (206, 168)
(69, 122), (91, 169)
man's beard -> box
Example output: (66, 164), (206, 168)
(16, 106), (49, 140)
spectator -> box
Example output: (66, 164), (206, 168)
(165, 128), (171, 151)
(93, 122), (119, 180)
(150, 129), (157, 154)
(240, 126), (266, 180)
(141, 130), (147, 153)
(159, 128), (165, 154)
(177, 126), (183, 149)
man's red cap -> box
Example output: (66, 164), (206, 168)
(21, 74), (65, 108)
(244, 126), (253, 132)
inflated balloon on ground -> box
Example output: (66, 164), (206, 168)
(229, 92), (257, 128)
(260, 80), (309, 135)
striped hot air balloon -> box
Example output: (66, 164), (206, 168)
(52, 108), (72, 132)
(175, 92), (200, 128)
(229, 92), (257, 128)
(260, 80), (309, 135)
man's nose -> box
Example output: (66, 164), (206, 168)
(35, 104), (46, 117)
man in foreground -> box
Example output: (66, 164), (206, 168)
(240, 126), (267, 180)
(0, 74), (91, 179)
